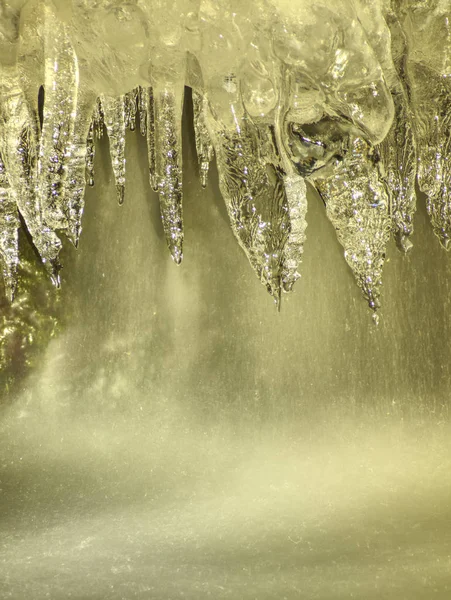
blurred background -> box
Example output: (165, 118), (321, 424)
(1, 91), (451, 599)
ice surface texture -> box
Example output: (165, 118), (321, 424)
(0, 0), (449, 317)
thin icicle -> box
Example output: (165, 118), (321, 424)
(101, 95), (126, 205)
(314, 138), (391, 320)
(140, 87), (157, 190)
(138, 87), (147, 136)
(192, 90), (214, 188)
(64, 92), (97, 246)
(93, 98), (104, 140)
(124, 88), (138, 132)
(0, 154), (20, 301)
(85, 119), (95, 187)
(378, 8), (416, 252)
(38, 6), (78, 233)
(281, 174), (308, 293)
(154, 86), (184, 264)
(378, 89), (416, 252)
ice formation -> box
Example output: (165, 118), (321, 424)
(0, 0), (450, 318)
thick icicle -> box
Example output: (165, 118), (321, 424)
(0, 155), (20, 301)
(153, 86), (184, 264)
(378, 9), (416, 252)
(0, 69), (62, 284)
(207, 103), (301, 303)
(192, 90), (214, 188)
(101, 95), (126, 205)
(314, 138), (391, 319)
(37, 5), (78, 233)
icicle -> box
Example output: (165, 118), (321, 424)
(0, 69), (62, 284)
(207, 103), (300, 303)
(85, 119), (95, 187)
(0, 154), (20, 301)
(124, 88), (138, 132)
(137, 87), (147, 136)
(378, 9), (416, 253)
(192, 90), (214, 188)
(64, 92), (97, 246)
(378, 90), (416, 253)
(270, 92), (309, 295)
(37, 5), (78, 233)
(403, 4), (451, 250)
(153, 86), (184, 264)
(139, 86), (157, 191)
(101, 95), (126, 205)
(281, 174), (307, 293)
(314, 138), (391, 317)
(414, 75), (451, 250)
(93, 98), (104, 140)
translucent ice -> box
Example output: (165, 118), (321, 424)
(207, 102), (305, 303)
(1, 0), (450, 313)
(101, 95), (126, 206)
(404, 2), (451, 249)
(37, 2), (78, 233)
(378, 3), (417, 252)
(0, 67), (62, 283)
(0, 153), (19, 300)
(138, 87), (157, 191)
(153, 86), (184, 265)
(192, 91), (214, 188)
(315, 138), (391, 317)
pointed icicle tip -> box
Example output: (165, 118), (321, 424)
(438, 232), (451, 251)
(3, 275), (17, 303)
(396, 233), (413, 253)
(44, 258), (62, 289)
(267, 279), (281, 311)
(66, 223), (81, 248)
(149, 172), (158, 192)
(170, 247), (183, 265)
(116, 185), (125, 206)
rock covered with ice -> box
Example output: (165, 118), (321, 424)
(0, 0), (448, 318)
